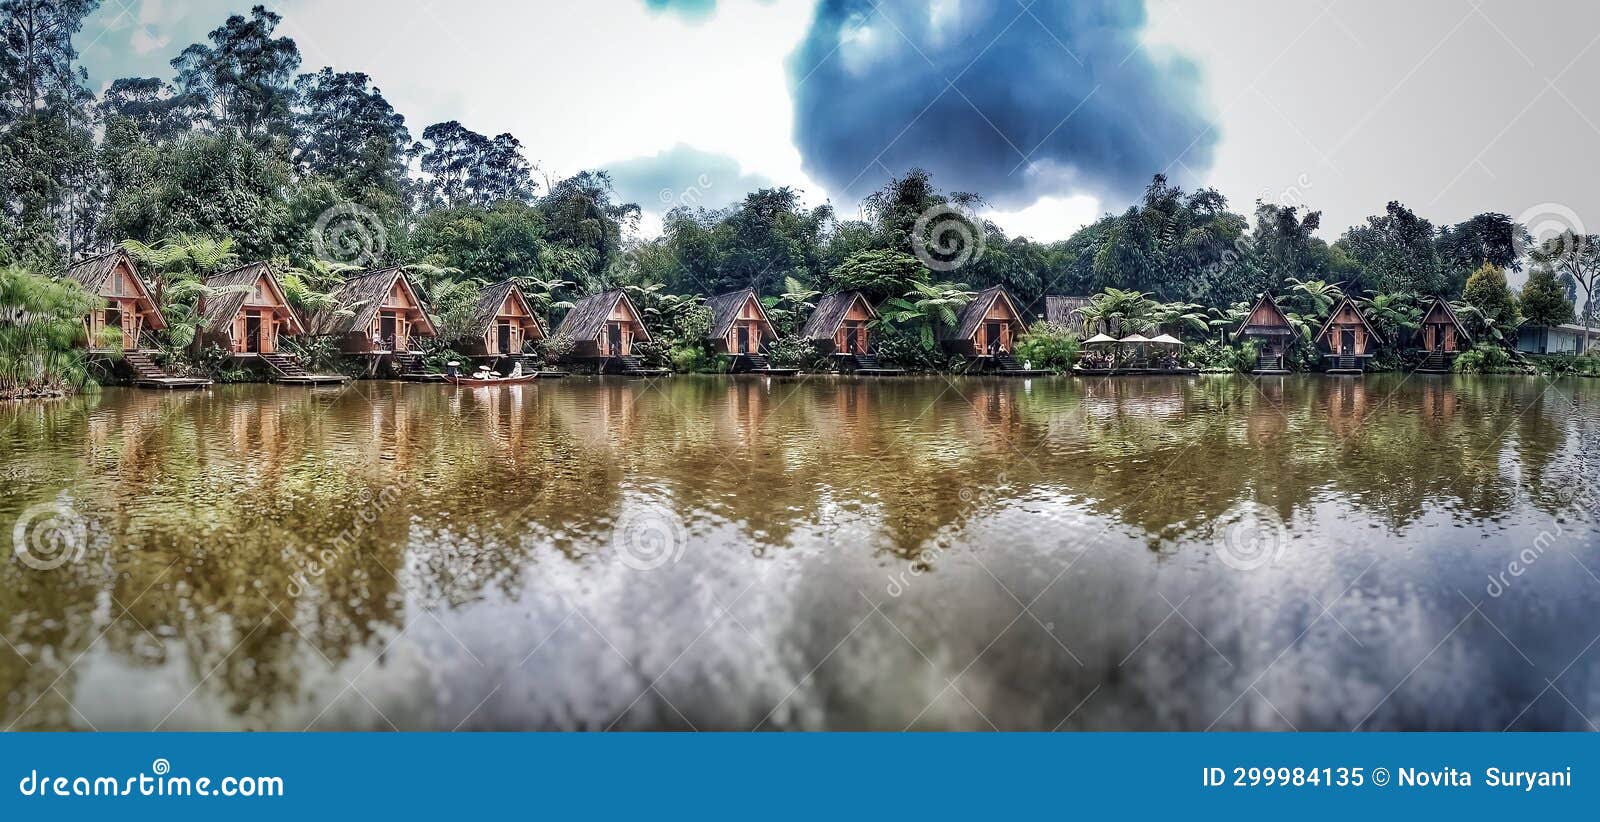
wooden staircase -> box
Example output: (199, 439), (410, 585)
(1328, 355), (1361, 373)
(1254, 354), (1286, 373)
(996, 354), (1024, 371)
(1419, 350), (1449, 372)
(262, 352), (348, 385)
(843, 353), (904, 375)
(123, 350), (211, 389)
(609, 355), (669, 377)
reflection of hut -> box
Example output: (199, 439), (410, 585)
(64, 249), (165, 352)
(306, 266), (438, 361)
(1235, 293), (1294, 374)
(1326, 377), (1371, 438)
(940, 285), (1030, 370)
(802, 292), (900, 374)
(195, 263), (336, 385)
(1415, 297), (1471, 373)
(461, 280), (545, 365)
(554, 289), (662, 374)
(1315, 297), (1382, 374)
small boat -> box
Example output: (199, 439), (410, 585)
(446, 372), (538, 386)
(444, 360), (537, 386)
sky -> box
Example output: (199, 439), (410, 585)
(77, 0), (1600, 247)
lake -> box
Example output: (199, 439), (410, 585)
(1, 373), (1598, 730)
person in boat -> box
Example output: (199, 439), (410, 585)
(446, 360), (461, 379)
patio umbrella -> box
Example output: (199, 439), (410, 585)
(1118, 333), (1153, 344)
(1148, 334), (1184, 346)
(1083, 333), (1118, 346)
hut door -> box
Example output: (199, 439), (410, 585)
(245, 313), (262, 353)
(984, 321), (1002, 354)
(497, 322), (512, 355)
(608, 323), (623, 356)
(1340, 328), (1355, 355)
(845, 324), (860, 354)
(737, 325), (750, 354)
(380, 315), (397, 348)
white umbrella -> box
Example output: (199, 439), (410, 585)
(1148, 333), (1184, 346)
(1119, 333), (1153, 344)
(1083, 333), (1119, 346)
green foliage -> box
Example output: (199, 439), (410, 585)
(537, 332), (575, 366)
(1461, 262), (1520, 343)
(0, 264), (97, 396)
(1453, 343), (1515, 374)
(1519, 266), (1575, 327)
(1013, 323), (1081, 373)
(1187, 339), (1257, 373)
(825, 249), (928, 304)
(877, 280), (974, 350)
(669, 344), (718, 373)
(765, 335), (823, 370)
(1532, 354), (1600, 378)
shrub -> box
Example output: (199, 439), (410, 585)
(537, 332), (575, 365)
(1013, 322), (1081, 373)
(669, 344), (718, 373)
(1453, 343), (1514, 374)
(765, 336), (821, 370)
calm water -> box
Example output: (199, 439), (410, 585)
(1, 374), (1598, 731)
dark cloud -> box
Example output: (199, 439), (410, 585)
(605, 143), (773, 212)
(787, 0), (1216, 207)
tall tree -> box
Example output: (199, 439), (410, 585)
(0, 0), (99, 117)
(537, 170), (637, 287)
(171, 5), (301, 143)
(293, 68), (410, 207)
(94, 76), (201, 141)
(1529, 231), (1599, 349)
(416, 120), (537, 208)
(1337, 201), (1444, 295)
(1519, 265), (1575, 328)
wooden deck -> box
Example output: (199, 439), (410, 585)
(272, 374), (350, 385)
(132, 376), (213, 389)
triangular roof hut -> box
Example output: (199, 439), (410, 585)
(462, 280), (545, 356)
(198, 261), (305, 338)
(939, 285), (1027, 355)
(305, 265), (437, 352)
(554, 289), (652, 358)
(1315, 297), (1382, 353)
(64, 250), (166, 350)
(705, 288), (778, 353)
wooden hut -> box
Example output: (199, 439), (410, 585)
(63, 249), (165, 353)
(196, 262), (345, 383)
(306, 266), (437, 354)
(1315, 297), (1382, 374)
(1235, 293), (1294, 374)
(939, 285), (1034, 372)
(801, 291), (898, 373)
(553, 289), (663, 375)
(706, 288), (797, 374)
(1416, 297), (1471, 372)
(461, 280), (545, 363)
(197, 262), (304, 357)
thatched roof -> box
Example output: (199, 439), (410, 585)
(940, 285), (1023, 342)
(1044, 295), (1092, 326)
(705, 288), (776, 341)
(465, 280), (544, 339)
(554, 289), (651, 343)
(1235, 293), (1294, 337)
(305, 266), (436, 337)
(801, 291), (875, 341)
(1422, 296), (1472, 344)
(63, 249), (166, 329)
(1316, 297), (1382, 345)
(199, 262), (304, 335)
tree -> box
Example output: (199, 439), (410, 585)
(1337, 201), (1444, 296)
(1519, 265), (1575, 328)
(537, 170), (637, 286)
(171, 5), (301, 142)
(1528, 231), (1598, 350)
(1460, 262), (1519, 344)
(95, 76), (200, 141)
(0, 0), (99, 117)
(0, 263), (97, 396)
(823, 248), (928, 304)
(1437, 212), (1518, 294)
(293, 68), (410, 207)
(417, 120), (537, 208)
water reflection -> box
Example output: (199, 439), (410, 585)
(1, 374), (1597, 730)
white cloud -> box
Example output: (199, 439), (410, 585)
(983, 193), (1102, 243)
